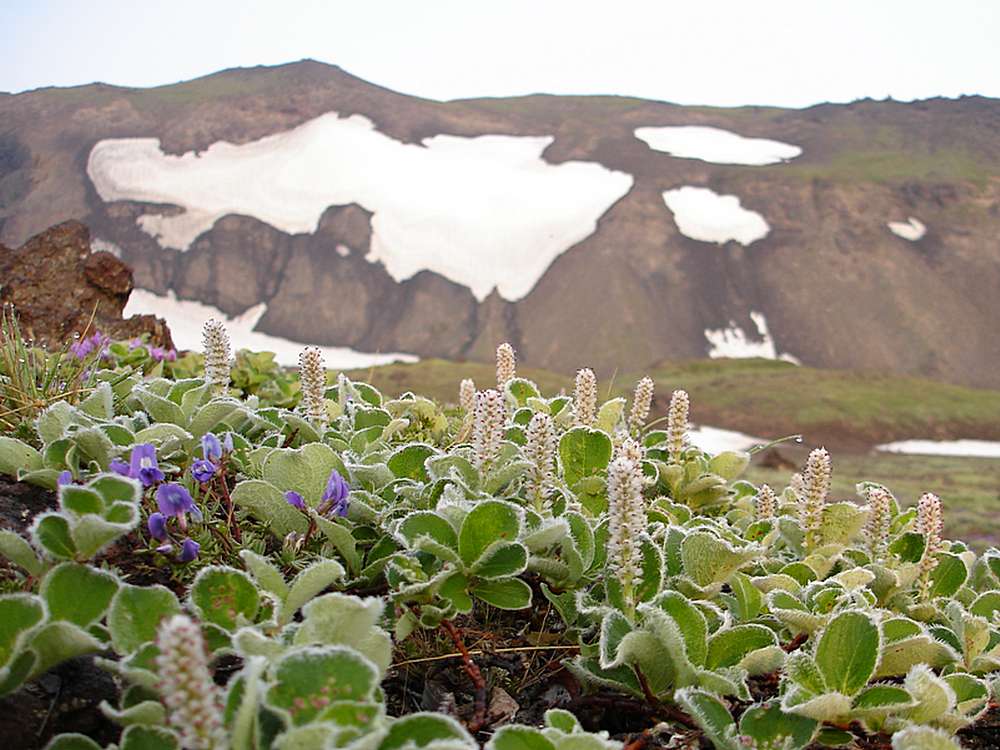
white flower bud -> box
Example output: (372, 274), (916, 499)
(755, 484), (777, 521)
(525, 412), (556, 513)
(864, 486), (892, 561)
(202, 319), (231, 395)
(459, 378), (476, 413)
(298, 347), (327, 428)
(916, 492), (943, 600)
(573, 368), (597, 427)
(156, 614), (226, 750)
(666, 390), (689, 464)
(629, 377), (654, 434)
(800, 447), (831, 550)
(473, 389), (506, 470)
(607, 456), (646, 597)
(496, 343), (516, 388)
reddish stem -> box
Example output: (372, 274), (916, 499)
(441, 619), (487, 732)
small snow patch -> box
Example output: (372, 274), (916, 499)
(92, 237), (123, 258)
(876, 439), (1000, 458)
(689, 425), (764, 454)
(662, 186), (769, 245)
(887, 217), (926, 241)
(335, 244), (351, 258)
(705, 311), (800, 363)
(123, 288), (418, 369)
(635, 126), (802, 165)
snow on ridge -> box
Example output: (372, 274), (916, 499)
(123, 288), (418, 369)
(705, 311), (800, 364)
(887, 217), (927, 241)
(87, 113), (634, 302)
(635, 125), (802, 165)
(876, 439), (1000, 458)
(662, 186), (769, 246)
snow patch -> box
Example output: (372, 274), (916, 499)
(635, 125), (802, 165)
(335, 244), (351, 258)
(689, 425), (764, 454)
(92, 237), (123, 258)
(705, 311), (800, 363)
(887, 217), (926, 241)
(87, 113), (633, 302)
(123, 288), (417, 369)
(875, 439), (1000, 458)
(662, 186), (769, 245)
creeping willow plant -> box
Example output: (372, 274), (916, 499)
(0, 315), (998, 749)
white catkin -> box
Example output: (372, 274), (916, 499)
(525, 412), (556, 511)
(459, 378), (476, 413)
(916, 492), (943, 599)
(473, 389), (506, 469)
(629, 377), (655, 434)
(298, 347), (327, 427)
(864, 486), (893, 560)
(156, 614), (226, 750)
(666, 390), (689, 464)
(607, 456), (646, 590)
(202, 319), (231, 395)
(801, 447), (831, 549)
(755, 484), (777, 520)
(496, 343), (516, 388)
(574, 368), (597, 426)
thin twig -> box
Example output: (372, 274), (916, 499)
(440, 619), (487, 732)
(392, 644), (580, 669)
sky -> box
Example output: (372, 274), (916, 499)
(2, 0), (999, 108)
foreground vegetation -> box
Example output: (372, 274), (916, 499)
(0, 312), (998, 749)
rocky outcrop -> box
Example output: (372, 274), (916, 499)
(0, 221), (172, 348)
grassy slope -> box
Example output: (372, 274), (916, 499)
(347, 357), (1000, 447)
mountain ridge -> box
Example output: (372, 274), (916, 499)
(2, 60), (998, 386)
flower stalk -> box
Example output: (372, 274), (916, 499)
(473, 389), (506, 470)
(665, 390), (689, 464)
(496, 343), (516, 389)
(574, 368), (597, 427)
(607, 455), (645, 613)
(525, 412), (556, 513)
(916, 492), (943, 601)
(629, 376), (654, 436)
(202, 319), (231, 396)
(298, 346), (328, 428)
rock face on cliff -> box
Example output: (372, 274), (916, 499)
(1, 61), (998, 385)
(0, 221), (172, 348)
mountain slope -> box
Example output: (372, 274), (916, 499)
(2, 60), (998, 385)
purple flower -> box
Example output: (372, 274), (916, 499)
(72, 331), (111, 360)
(129, 338), (145, 351)
(179, 538), (200, 563)
(70, 337), (94, 359)
(156, 482), (202, 531)
(201, 433), (222, 462)
(156, 542), (173, 554)
(149, 346), (177, 362)
(129, 443), (164, 487)
(191, 459), (216, 483)
(109, 458), (131, 476)
(285, 490), (306, 511)
(222, 432), (234, 454)
(147, 512), (168, 541)
(57, 470), (73, 486)
(318, 469), (350, 518)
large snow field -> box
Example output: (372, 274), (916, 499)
(662, 186), (769, 245)
(705, 311), (800, 364)
(88, 113), (633, 302)
(876, 439), (1000, 458)
(635, 125), (802, 165)
(124, 288), (417, 369)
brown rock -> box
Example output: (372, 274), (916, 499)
(0, 220), (172, 348)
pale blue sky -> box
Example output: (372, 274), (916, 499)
(2, 0), (999, 107)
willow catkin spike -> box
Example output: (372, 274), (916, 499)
(629, 376), (654, 434)
(202, 319), (231, 395)
(156, 614), (226, 750)
(525, 412), (556, 513)
(298, 347), (328, 428)
(473, 389), (506, 470)
(574, 368), (597, 426)
(801, 448), (831, 550)
(666, 390), (689, 464)
(755, 484), (777, 521)
(916, 492), (943, 600)
(864, 486), (892, 561)
(459, 378), (476, 413)
(607, 456), (646, 602)
(496, 343), (516, 388)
